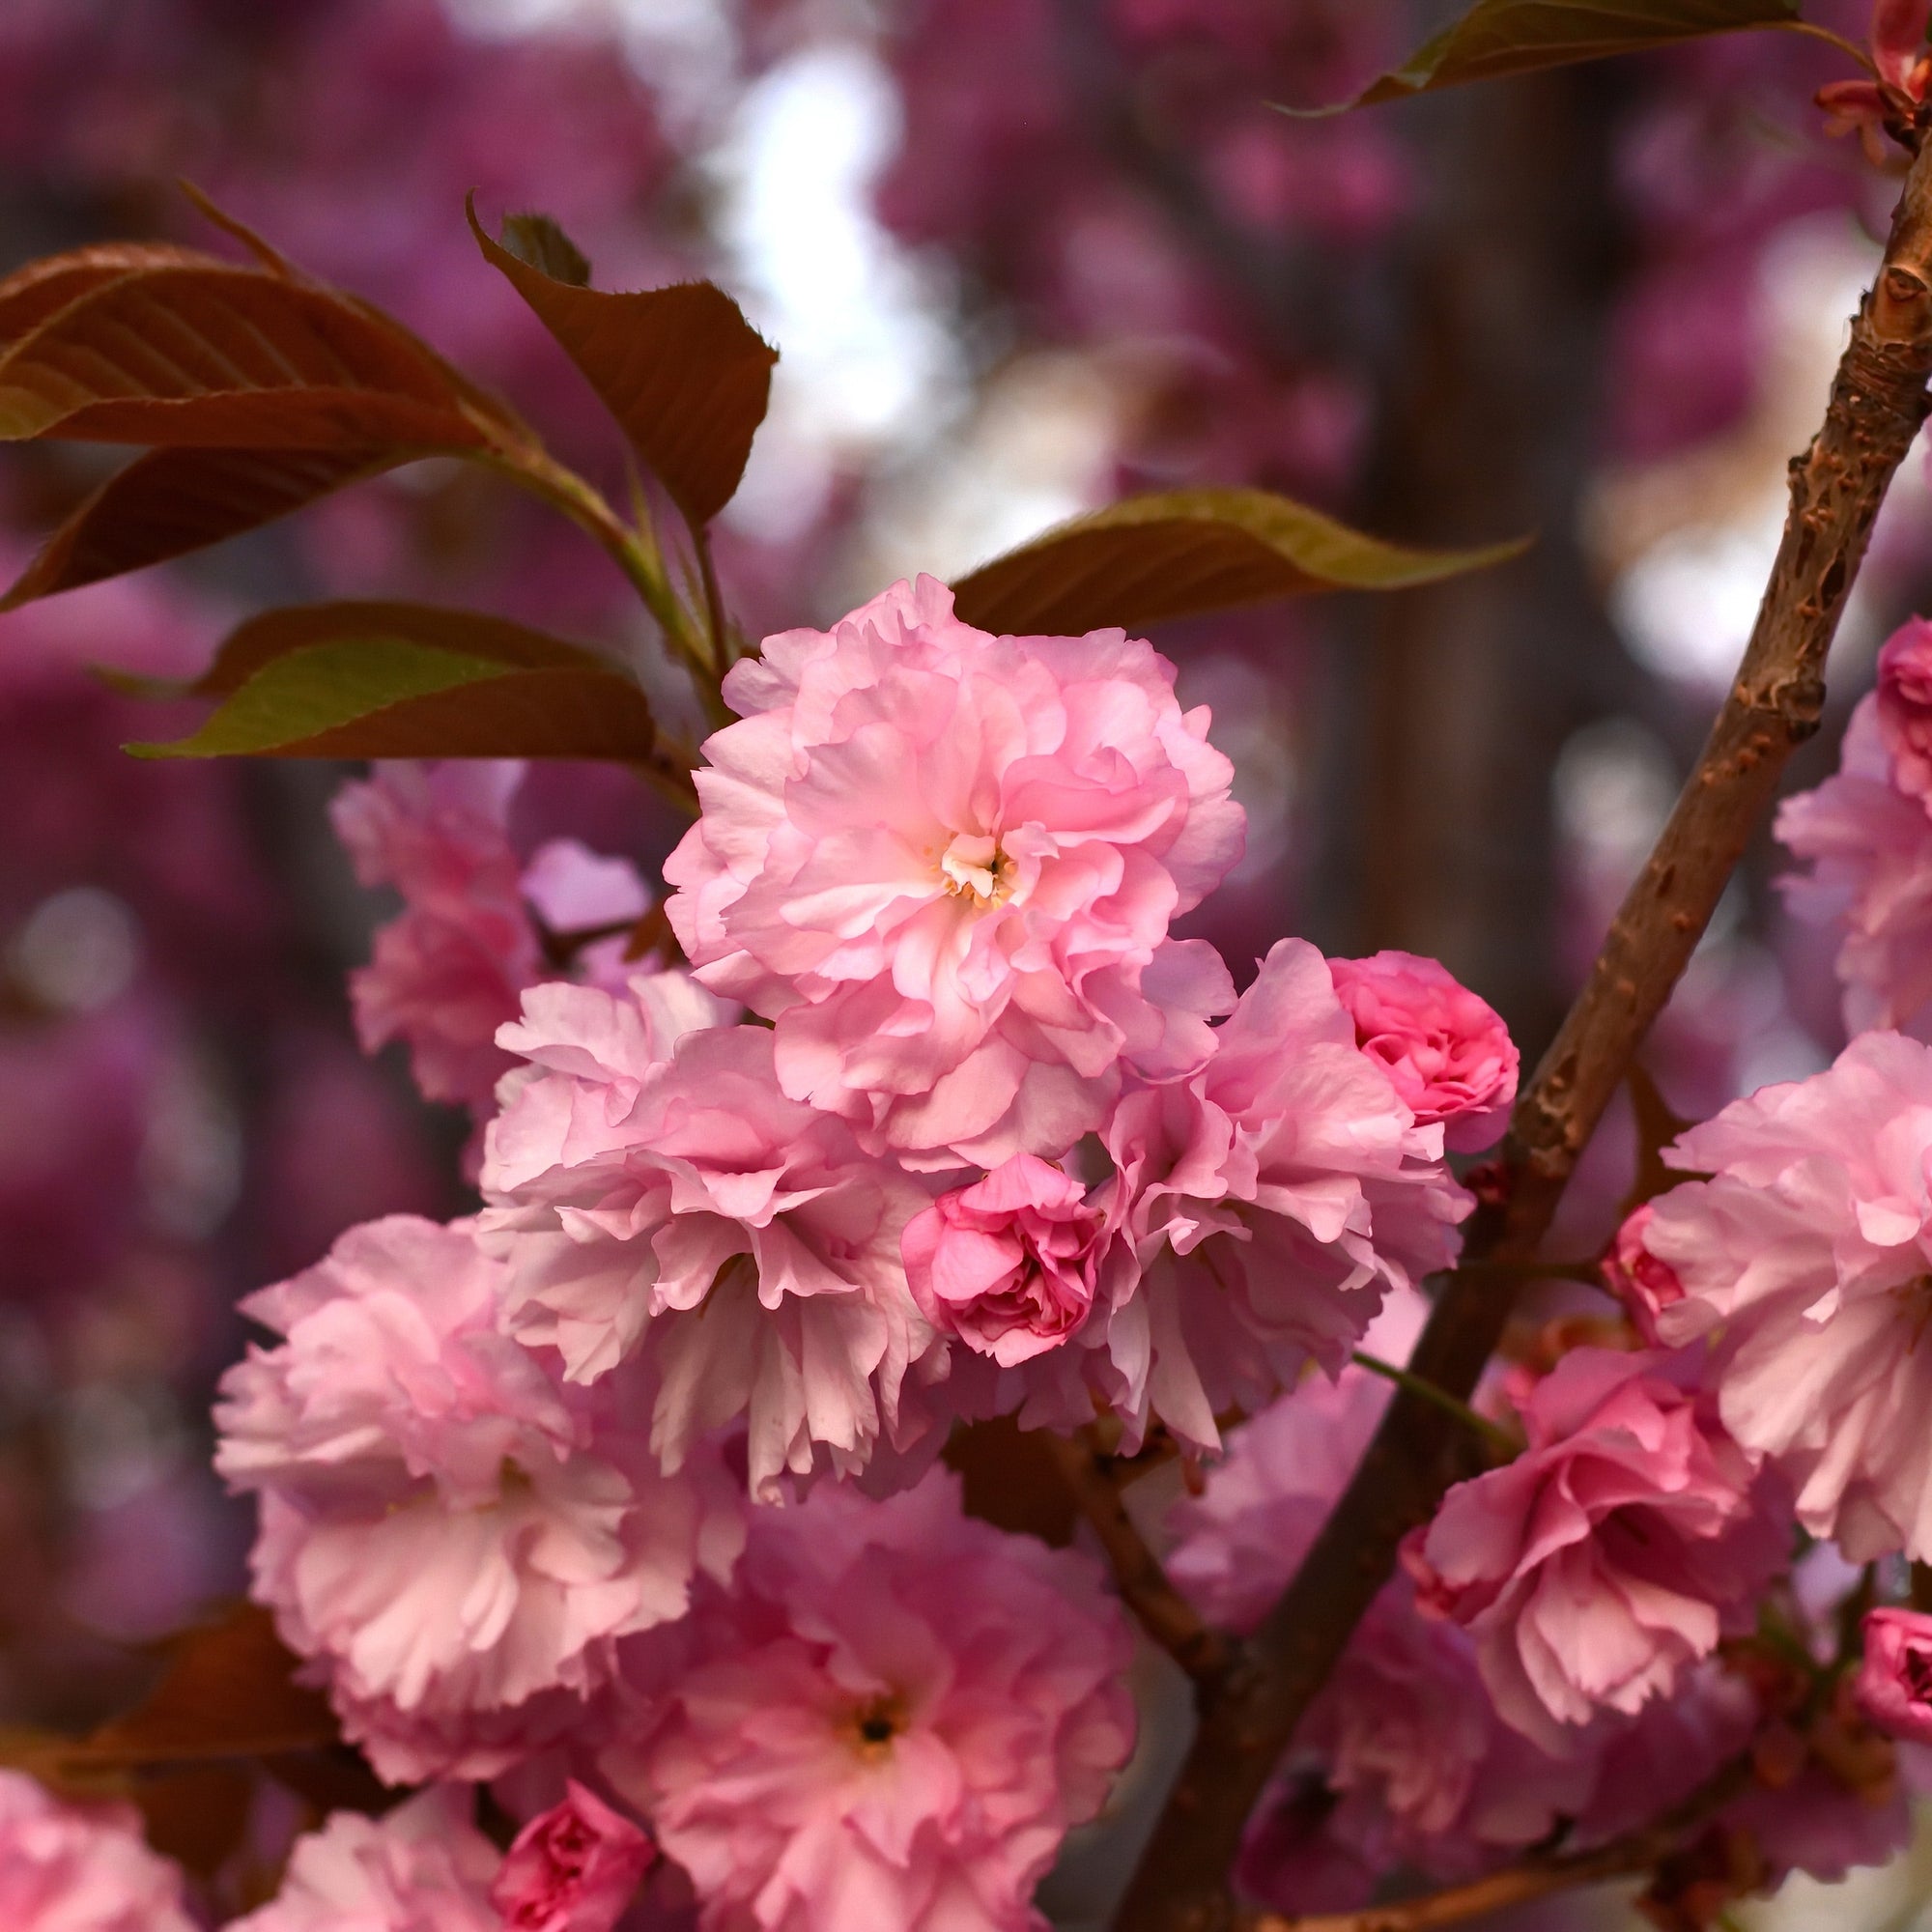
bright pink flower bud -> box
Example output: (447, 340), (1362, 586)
(1858, 1606), (1932, 1745)
(1602, 1203), (1687, 1344)
(1327, 951), (1519, 1151)
(491, 1782), (655, 1932)
(1877, 615), (1932, 810)
(901, 1153), (1105, 1365)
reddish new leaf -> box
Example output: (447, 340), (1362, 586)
(80, 1604), (337, 1768)
(1, 446), (405, 608)
(951, 487), (1528, 637)
(469, 196), (776, 525)
(0, 243), (220, 347)
(0, 257), (527, 452)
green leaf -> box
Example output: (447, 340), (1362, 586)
(1, 446), (405, 608)
(128, 619), (661, 763)
(1296, 0), (1803, 113)
(499, 212), (592, 288)
(949, 487), (1529, 637)
(469, 195), (777, 526)
(182, 598), (627, 696)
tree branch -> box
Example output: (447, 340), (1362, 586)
(1044, 1430), (1233, 1684)
(1113, 132), (1932, 1932)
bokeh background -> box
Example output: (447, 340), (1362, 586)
(0, 0), (1926, 1923)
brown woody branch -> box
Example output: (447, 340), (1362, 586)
(1044, 1430), (1233, 1684)
(1113, 133), (1932, 1932)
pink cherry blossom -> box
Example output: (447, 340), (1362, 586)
(900, 1152), (1107, 1365)
(1406, 1346), (1787, 1745)
(1100, 939), (1468, 1453)
(1327, 951), (1519, 1151)
(0, 1771), (195, 1932)
(1776, 694), (1932, 1039)
(330, 761), (653, 1125)
(214, 1215), (740, 1782)
(604, 1467), (1134, 1932)
(1878, 615), (1932, 810)
(492, 1780), (655, 1932)
(479, 985), (938, 1497)
(1601, 1202), (1687, 1344)
(1645, 1030), (1932, 1560)
(663, 575), (1245, 1169)
(227, 1786), (500, 1932)
(1857, 1607), (1932, 1745)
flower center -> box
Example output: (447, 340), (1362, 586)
(939, 832), (1009, 907)
(850, 1692), (904, 1755)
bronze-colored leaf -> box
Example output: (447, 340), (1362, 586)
(186, 597), (627, 696)
(130, 1765), (256, 1878)
(80, 1604), (337, 1768)
(944, 1418), (1078, 1548)
(1298, 0), (1803, 114)
(0, 244), (221, 348)
(1618, 1061), (1698, 1219)
(500, 212), (592, 288)
(0, 257), (527, 452)
(469, 195), (776, 525)
(1, 447), (405, 607)
(130, 636), (661, 762)
(950, 487), (1528, 637)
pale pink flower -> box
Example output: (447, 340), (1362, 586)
(227, 1786), (499, 1932)
(1601, 1202), (1687, 1345)
(605, 1468), (1135, 1932)
(331, 761), (653, 1121)
(663, 576), (1244, 1169)
(1879, 615), (1932, 810)
(901, 1152), (1107, 1365)
(1100, 939), (1468, 1454)
(492, 1780), (655, 1932)
(1327, 951), (1519, 1151)
(480, 985), (937, 1497)
(0, 1771), (195, 1932)
(1406, 1347), (1787, 1745)
(1776, 695), (1932, 1039)
(214, 1215), (740, 1782)
(1857, 1606), (1932, 1745)
(1645, 1030), (1932, 1560)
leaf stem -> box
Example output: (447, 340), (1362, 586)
(1348, 1352), (1514, 1460)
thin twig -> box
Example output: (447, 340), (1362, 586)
(1042, 1430), (1232, 1684)
(1113, 132), (1932, 1932)
(1347, 1352), (1514, 1461)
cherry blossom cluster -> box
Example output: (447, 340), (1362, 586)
(67, 590), (1932, 1930)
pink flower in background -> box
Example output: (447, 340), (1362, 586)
(1877, 615), (1932, 810)
(606, 1468), (1134, 1932)
(1407, 1347), (1786, 1743)
(228, 1786), (499, 1932)
(1644, 1030), (1932, 1560)
(492, 1780), (655, 1932)
(1857, 1606), (1932, 1745)
(1776, 695), (1932, 1039)
(1102, 940), (1468, 1453)
(1601, 1202), (1687, 1344)
(664, 576), (1244, 1169)
(0, 1771), (195, 1932)
(214, 1215), (739, 1782)
(1328, 951), (1519, 1151)
(331, 761), (652, 1123)
(480, 993), (936, 1496)
(901, 1153), (1108, 1365)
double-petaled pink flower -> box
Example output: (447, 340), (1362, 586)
(492, 1781), (655, 1932)
(0, 1772), (195, 1932)
(605, 1468), (1135, 1932)
(1327, 950), (1519, 1151)
(480, 980), (938, 1497)
(1406, 1347), (1787, 1745)
(663, 577), (1244, 1169)
(214, 1215), (741, 1782)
